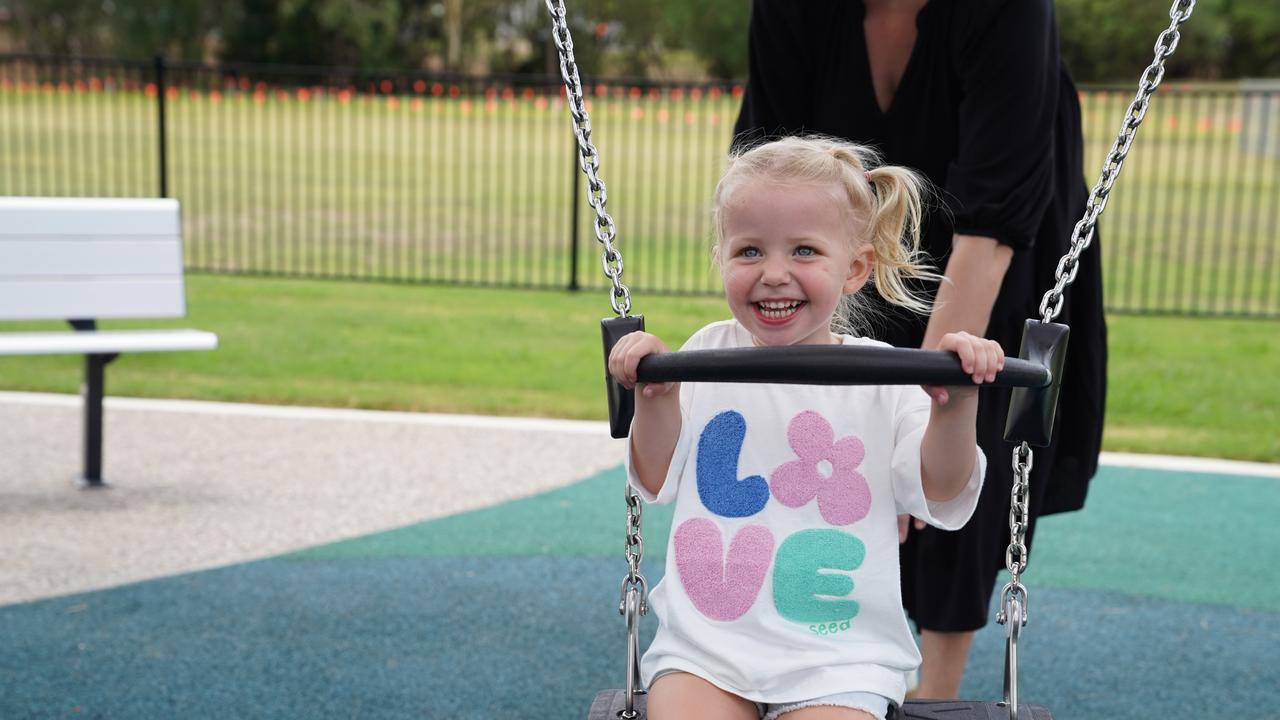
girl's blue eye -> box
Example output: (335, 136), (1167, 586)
(740, 247), (761, 258)
(795, 246), (817, 257)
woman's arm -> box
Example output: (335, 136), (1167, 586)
(921, 233), (1013, 349)
(925, 0), (1058, 348)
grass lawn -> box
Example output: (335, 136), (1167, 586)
(2, 78), (1278, 316)
(1, 274), (1275, 463)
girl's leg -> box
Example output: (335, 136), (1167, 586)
(647, 672), (759, 720)
(916, 628), (975, 698)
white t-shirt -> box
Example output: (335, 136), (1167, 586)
(627, 319), (985, 705)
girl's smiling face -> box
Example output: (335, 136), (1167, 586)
(718, 178), (874, 346)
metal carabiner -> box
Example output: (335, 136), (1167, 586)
(617, 574), (649, 616)
(997, 590), (1025, 720)
(621, 586), (647, 719)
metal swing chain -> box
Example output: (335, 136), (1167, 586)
(1039, 0), (1196, 324)
(545, 0), (633, 318)
(996, 443), (1033, 716)
(545, 2), (647, 717)
(544, 0), (646, 604)
(1005, 0), (1197, 610)
(999, 3), (1195, 718)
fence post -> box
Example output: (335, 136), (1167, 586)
(569, 137), (581, 292)
(154, 54), (168, 198)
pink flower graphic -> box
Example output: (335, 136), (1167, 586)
(769, 410), (870, 525)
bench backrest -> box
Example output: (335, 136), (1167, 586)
(0, 197), (187, 321)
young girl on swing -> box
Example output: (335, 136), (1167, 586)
(607, 136), (1005, 720)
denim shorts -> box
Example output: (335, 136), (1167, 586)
(649, 670), (891, 720)
(758, 691), (890, 720)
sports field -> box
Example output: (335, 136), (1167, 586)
(1, 76), (1277, 316)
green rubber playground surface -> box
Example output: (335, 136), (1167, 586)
(1, 462), (1277, 719)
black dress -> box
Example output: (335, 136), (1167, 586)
(734, 0), (1107, 631)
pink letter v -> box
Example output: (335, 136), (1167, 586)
(674, 518), (774, 621)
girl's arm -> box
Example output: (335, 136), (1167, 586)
(920, 331), (1004, 502)
(607, 331), (681, 497)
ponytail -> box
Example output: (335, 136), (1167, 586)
(862, 165), (937, 316)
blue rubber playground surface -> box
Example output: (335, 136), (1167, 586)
(2, 461), (1278, 719)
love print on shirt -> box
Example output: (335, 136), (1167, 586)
(674, 410), (872, 625)
(694, 409), (871, 525)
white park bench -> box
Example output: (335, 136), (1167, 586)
(0, 197), (218, 487)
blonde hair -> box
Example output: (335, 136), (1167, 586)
(713, 135), (938, 335)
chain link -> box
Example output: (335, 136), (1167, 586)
(1039, 0), (1195, 323)
(1006, 443), (1033, 586)
(996, 443), (1033, 718)
(622, 485), (648, 608)
(544, 0), (632, 317)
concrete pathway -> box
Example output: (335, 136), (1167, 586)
(0, 392), (625, 605)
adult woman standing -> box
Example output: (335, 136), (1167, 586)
(732, 0), (1107, 699)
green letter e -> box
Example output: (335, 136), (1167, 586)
(772, 529), (864, 624)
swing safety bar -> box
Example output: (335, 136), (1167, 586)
(635, 345), (1051, 388)
(601, 317), (1069, 441)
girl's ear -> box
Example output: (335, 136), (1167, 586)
(843, 244), (876, 294)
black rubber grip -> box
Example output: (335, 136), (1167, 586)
(634, 345), (1050, 388)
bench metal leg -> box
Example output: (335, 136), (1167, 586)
(80, 353), (117, 488)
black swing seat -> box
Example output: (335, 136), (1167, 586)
(588, 689), (1052, 719)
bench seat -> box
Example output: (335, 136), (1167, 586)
(0, 329), (218, 356)
(2, 196), (216, 486)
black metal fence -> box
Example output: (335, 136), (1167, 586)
(2, 53), (1277, 318)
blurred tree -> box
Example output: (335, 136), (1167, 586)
(215, 0), (279, 63)
(110, 0), (226, 61)
(6, 0), (111, 55)
(489, 0), (661, 78)
(1057, 0), (1231, 82)
(220, 0), (401, 67)
(436, 0), (522, 72)
(494, 0), (557, 75)
(522, 0), (743, 79)
(586, 0), (667, 76)
(1221, 0), (1280, 77)
(1, 0), (1275, 81)
(388, 0), (440, 69)
(659, 0), (749, 79)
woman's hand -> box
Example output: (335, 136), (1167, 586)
(898, 513), (926, 543)
(921, 331), (1005, 406)
(607, 331), (676, 398)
